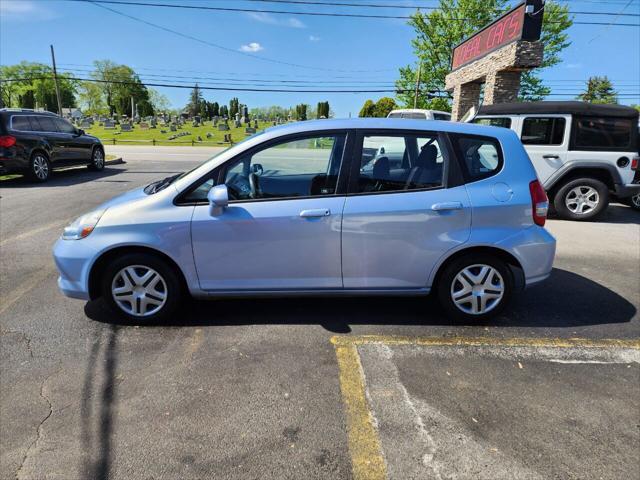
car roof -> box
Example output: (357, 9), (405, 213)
(262, 117), (508, 139)
(389, 109), (450, 114)
(0, 109), (59, 117)
(478, 101), (639, 119)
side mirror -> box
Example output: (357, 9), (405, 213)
(76, 129), (85, 136)
(251, 163), (263, 176)
(207, 184), (229, 216)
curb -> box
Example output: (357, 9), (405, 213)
(105, 157), (126, 166)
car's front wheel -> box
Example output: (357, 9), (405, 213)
(553, 177), (609, 221)
(101, 253), (182, 323)
(437, 254), (514, 321)
(28, 152), (51, 182)
(88, 147), (105, 171)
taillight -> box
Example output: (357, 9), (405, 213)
(529, 180), (549, 227)
(0, 135), (16, 148)
(631, 156), (639, 171)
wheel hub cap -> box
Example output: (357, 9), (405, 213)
(111, 265), (167, 317)
(451, 264), (505, 315)
(566, 186), (599, 215)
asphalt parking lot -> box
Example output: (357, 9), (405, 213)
(1, 146), (639, 480)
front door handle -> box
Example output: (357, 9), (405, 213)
(431, 202), (463, 211)
(543, 154), (560, 160)
(300, 208), (331, 218)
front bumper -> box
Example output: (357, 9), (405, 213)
(52, 237), (98, 300)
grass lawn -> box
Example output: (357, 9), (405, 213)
(84, 120), (275, 146)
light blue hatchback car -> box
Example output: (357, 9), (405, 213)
(53, 118), (555, 322)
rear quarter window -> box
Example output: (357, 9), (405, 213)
(451, 134), (503, 182)
(572, 116), (633, 150)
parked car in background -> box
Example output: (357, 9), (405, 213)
(472, 101), (640, 220)
(53, 118), (555, 323)
(388, 109), (452, 121)
(0, 108), (105, 182)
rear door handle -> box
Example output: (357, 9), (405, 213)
(431, 202), (463, 211)
(543, 154), (560, 159)
(300, 208), (331, 218)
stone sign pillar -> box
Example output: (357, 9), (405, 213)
(445, 1), (545, 120)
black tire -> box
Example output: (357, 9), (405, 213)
(27, 151), (51, 182)
(101, 253), (183, 323)
(553, 177), (609, 221)
(624, 193), (640, 211)
(88, 147), (105, 171)
(436, 254), (514, 322)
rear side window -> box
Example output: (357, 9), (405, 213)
(573, 117), (632, 149)
(10, 116), (32, 131)
(30, 116), (58, 132)
(452, 135), (503, 182)
(433, 113), (451, 121)
(521, 117), (565, 145)
(473, 117), (512, 128)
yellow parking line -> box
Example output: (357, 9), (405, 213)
(331, 334), (640, 479)
(331, 335), (640, 349)
(334, 342), (387, 480)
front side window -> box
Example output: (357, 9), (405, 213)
(54, 118), (77, 134)
(222, 134), (346, 201)
(521, 117), (566, 145)
(473, 117), (512, 128)
(10, 116), (32, 131)
(356, 134), (446, 193)
(452, 135), (502, 182)
(574, 117), (632, 149)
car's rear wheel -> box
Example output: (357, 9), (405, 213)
(28, 152), (50, 182)
(624, 193), (640, 211)
(437, 254), (514, 321)
(88, 147), (105, 171)
(553, 177), (609, 221)
(101, 253), (182, 323)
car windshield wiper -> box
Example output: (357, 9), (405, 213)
(144, 173), (182, 194)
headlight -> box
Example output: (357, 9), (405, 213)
(62, 210), (105, 240)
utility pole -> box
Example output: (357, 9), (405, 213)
(50, 45), (63, 115)
(131, 96), (135, 121)
(413, 61), (423, 109)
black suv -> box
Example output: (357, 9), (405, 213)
(0, 109), (105, 182)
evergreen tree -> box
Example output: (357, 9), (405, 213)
(577, 76), (618, 104)
(359, 99), (376, 117)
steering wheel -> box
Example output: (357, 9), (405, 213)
(249, 172), (262, 199)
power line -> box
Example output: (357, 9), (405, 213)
(68, 0), (640, 25)
(74, 1), (396, 72)
(238, 0), (640, 16)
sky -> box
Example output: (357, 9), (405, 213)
(1, 0), (639, 117)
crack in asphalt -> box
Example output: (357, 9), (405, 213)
(14, 369), (57, 480)
(1, 329), (35, 359)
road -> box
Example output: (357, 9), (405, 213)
(1, 148), (638, 480)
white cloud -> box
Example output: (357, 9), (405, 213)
(240, 42), (264, 52)
(309, 35), (321, 42)
(247, 12), (306, 29)
(0, 0), (57, 20)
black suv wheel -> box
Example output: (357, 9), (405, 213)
(28, 152), (50, 182)
(88, 147), (105, 171)
(553, 177), (609, 221)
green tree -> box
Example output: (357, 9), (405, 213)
(229, 97), (240, 117)
(186, 84), (203, 117)
(0, 62), (76, 111)
(295, 103), (307, 121)
(316, 101), (330, 119)
(577, 76), (618, 104)
(91, 60), (152, 117)
(359, 99), (376, 117)
(148, 88), (171, 113)
(396, 1), (573, 108)
(374, 97), (397, 117)
(78, 80), (108, 115)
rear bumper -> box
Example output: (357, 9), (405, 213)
(496, 226), (556, 288)
(614, 183), (640, 199)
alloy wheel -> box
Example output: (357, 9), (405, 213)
(33, 155), (49, 180)
(111, 265), (168, 317)
(565, 186), (599, 215)
(450, 264), (505, 315)
(93, 149), (104, 168)
(631, 193), (640, 209)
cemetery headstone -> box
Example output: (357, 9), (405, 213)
(170, 124), (177, 132)
(121, 123), (133, 132)
(139, 122), (150, 130)
(104, 119), (116, 130)
(218, 124), (229, 131)
(245, 127), (256, 134)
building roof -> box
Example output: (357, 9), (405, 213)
(478, 101), (639, 119)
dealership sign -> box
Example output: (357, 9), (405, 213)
(451, 0), (544, 71)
